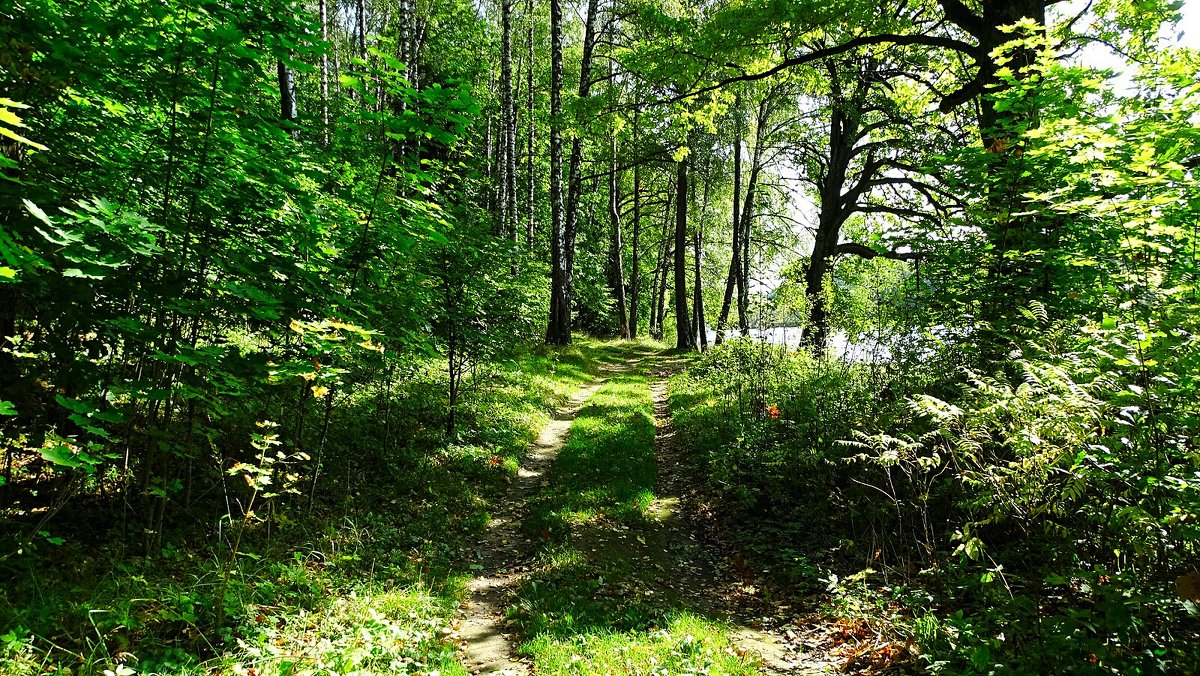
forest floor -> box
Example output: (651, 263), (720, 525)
(455, 346), (838, 675)
(0, 341), (874, 676)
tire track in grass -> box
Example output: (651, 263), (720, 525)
(457, 377), (607, 675)
(657, 360), (843, 675)
(508, 357), (766, 675)
(651, 364), (828, 675)
(457, 346), (651, 674)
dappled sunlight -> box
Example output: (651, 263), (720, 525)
(507, 364), (765, 675)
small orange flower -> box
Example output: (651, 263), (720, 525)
(766, 404), (781, 419)
(1087, 653), (1098, 664)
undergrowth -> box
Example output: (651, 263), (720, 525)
(669, 335), (1200, 674)
(0, 340), (608, 675)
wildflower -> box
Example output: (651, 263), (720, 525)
(767, 404), (780, 419)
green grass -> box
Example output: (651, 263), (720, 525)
(526, 375), (658, 534)
(0, 338), (760, 675)
(522, 613), (757, 676)
(509, 360), (759, 675)
(0, 340), (617, 675)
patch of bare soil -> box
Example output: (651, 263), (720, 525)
(456, 380), (605, 675)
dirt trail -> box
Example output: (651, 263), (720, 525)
(648, 361), (833, 675)
(458, 353), (835, 674)
(457, 378), (604, 674)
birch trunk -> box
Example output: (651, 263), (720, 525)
(319, 0), (329, 146)
(525, 0), (536, 246)
(674, 159), (694, 350)
(545, 0), (570, 344)
(609, 134), (629, 338)
(628, 163), (641, 339)
(501, 0), (517, 240)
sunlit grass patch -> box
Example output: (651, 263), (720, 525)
(521, 613), (759, 676)
(510, 361), (755, 674)
(525, 373), (657, 537)
(218, 584), (467, 676)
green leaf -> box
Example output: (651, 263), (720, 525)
(0, 126), (47, 151)
(41, 445), (83, 469)
(0, 401), (15, 416)
(22, 199), (52, 226)
(38, 531), (65, 546)
(55, 396), (94, 415)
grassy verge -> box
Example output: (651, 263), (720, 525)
(668, 340), (1200, 674)
(0, 341), (609, 675)
(509, 357), (759, 676)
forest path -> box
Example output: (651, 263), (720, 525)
(459, 346), (834, 674)
(458, 355), (644, 674)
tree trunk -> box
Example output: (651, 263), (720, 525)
(409, 5), (426, 91)
(693, 162), (710, 351)
(545, 0), (570, 344)
(647, 257), (661, 338)
(653, 246), (670, 340)
(319, 0), (329, 146)
(357, 0), (367, 60)
(803, 226), (835, 351)
(501, 0), (517, 241)
(277, 59), (297, 135)
(802, 73), (853, 352)
(628, 164), (641, 339)
(525, 0), (536, 246)
(674, 159), (694, 351)
(650, 186), (672, 340)
(938, 0), (1050, 343)
(656, 186), (674, 339)
(609, 135), (629, 338)
(979, 0), (1049, 327)
(485, 109), (495, 214)
(715, 112), (742, 345)
(736, 98), (770, 335)
(561, 0), (600, 314)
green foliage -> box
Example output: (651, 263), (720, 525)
(0, 341), (607, 672)
(671, 338), (917, 512)
(2, 0), (1199, 670)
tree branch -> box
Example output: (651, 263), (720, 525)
(835, 241), (923, 261)
(938, 68), (988, 112)
(658, 32), (977, 105)
(937, 0), (984, 38)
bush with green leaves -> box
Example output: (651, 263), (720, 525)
(671, 338), (921, 518)
(829, 44), (1200, 669)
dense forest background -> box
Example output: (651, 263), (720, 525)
(1, 0), (1199, 672)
